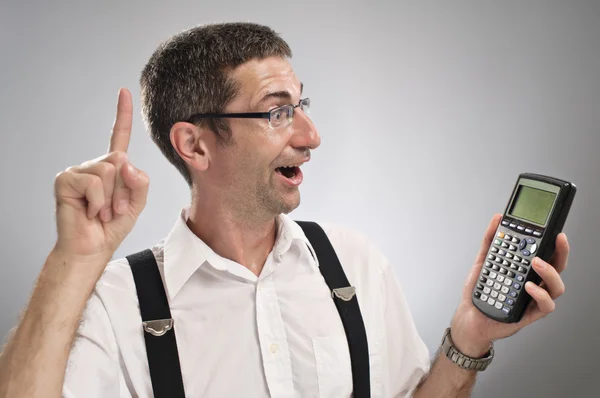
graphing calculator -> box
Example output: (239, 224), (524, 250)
(472, 173), (576, 323)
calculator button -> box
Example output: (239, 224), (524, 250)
(522, 259), (530, 266)
(517, 225), (525, 231)
(501, 242), (510, 249)
(492, 265), (500, 271)
(512, 237), (519, 244)
(499, 267), (508, 275)
(481, 294), (489, 301)
(483, 287), (491, 294)
(509, 245), (517, 251)
(513, 283), (521, 290)
(530, 244), (537, 254)
(509, 222), (517, 228)
(491, 291), (499, 299)
(510, 264), (518, 271)
(495, 302), (503, 310)
(480, 276), (487, 283)
(497, 232), (505, 238)
(483, 269), (490, 276)
(498, 294), (506, 302)
(496, 275), (505, 282)
(525, 228), (533, 234)
(508, 271), (516, 278)
(504, 278), (513, 285)
(488, 254), (495, 260)
(502, 306), (511, 314)
(519, 240), (527, 250)
(474, 291), (481, 298)
(518, 266), (527, 273)
(487, 298), (496, 306)
(506, 253), (514, 259)
(507, 298), (515, 306)
(502, 260), (510, 266)
(533, 231), (542, 237)
(477, 283), (484, 290)
(501, 286), (510, 294)
(509, 290), (518, 298)
(486, 279), (494, 287)
(498, 249), (506, 256)
(513, 256), (522, 263)
(495, 256), (502, 262)
(516, 275), (524, 282)
(494, 282), (502, 290)
(526, 238), (535, 244)
(494, 239), (502, 245)
(490, 272), (498, 279)
(502, 220), (510, 226)
(485, 261), (493, 268)
(491, 247), (499, 253)
(521, 250), (531, 256)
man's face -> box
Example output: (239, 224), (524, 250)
(208, 56), (321, 220)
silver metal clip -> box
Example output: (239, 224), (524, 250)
(142, 319), (174, 337)
(332, 286), (356, 301)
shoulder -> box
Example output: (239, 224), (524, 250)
(312, 221), (392, 283)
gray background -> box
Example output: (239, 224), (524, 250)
(1, 0), (598, 396)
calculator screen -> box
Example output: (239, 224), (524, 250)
(509, 185), (556, 225)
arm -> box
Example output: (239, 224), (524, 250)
(0, 88), (149, 398)
(413, 214), (569, 397)
(0, 250), (108, 397)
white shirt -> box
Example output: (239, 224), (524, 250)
(63, 208), (431, 398)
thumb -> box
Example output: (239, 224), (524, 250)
(121, 162), (149, 215)
(463, 213), (503, 297)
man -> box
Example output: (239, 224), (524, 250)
(0, 22), (568, 397)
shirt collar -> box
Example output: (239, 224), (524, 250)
(163, 207), (317, 300)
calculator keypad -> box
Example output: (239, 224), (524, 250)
(474, 220), (543, 316)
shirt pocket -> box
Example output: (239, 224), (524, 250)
(312, 334), (353, 398)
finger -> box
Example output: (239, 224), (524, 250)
(532, 257), (566, 299)
(548, 233), (570, 274)
(464, 214), (503, 294)
(120, 163), (149, 214)
(524, 281), (556, 314)
(69, 161), (118, 223)
(55, 172), (105, 219)
(474, 213), (503, 266)
(108, 88), (133, 153)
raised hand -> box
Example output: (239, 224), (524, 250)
(53, 88), (149, 271)
(449, 214), (570, 356)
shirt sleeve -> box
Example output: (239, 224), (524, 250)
(381, 261), (432, 398)
(62, 290), (121, 398)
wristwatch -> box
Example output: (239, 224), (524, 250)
(440, 327), (494, 371)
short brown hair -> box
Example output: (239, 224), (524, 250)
(140, 22), (293, 186)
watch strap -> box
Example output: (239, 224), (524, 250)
(440, 327), (494, 371)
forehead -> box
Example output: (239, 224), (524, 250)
(229, 56), (301, 101)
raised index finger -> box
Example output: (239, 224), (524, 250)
(108, 88), (133, 153)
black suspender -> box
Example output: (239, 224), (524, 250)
(126, 249), (186, 398)
(296, 221), (371, 398)
(126, 221), (370, 398)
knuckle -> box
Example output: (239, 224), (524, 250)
(108, 150), (128, 165)
(97, 161), (116, 180)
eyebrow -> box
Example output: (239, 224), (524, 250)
(256, 82), (304, 107)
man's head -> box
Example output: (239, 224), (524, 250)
(140, 22), (320, 220)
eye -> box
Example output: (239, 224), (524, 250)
(270, 107), (284, 121)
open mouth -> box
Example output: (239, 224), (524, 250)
(275, 166), (299, 179)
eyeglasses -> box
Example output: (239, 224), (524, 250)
(187, 98), (311, 129)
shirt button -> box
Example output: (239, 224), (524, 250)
(269, 343), (278, 353)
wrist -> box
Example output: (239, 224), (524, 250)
(449, 329), (492, 358)
(43, 248), (109, 294)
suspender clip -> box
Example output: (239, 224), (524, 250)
(332, 286), (356, 301)
(142, 319), (174, 337)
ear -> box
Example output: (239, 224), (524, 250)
(170, 122), (214, 173)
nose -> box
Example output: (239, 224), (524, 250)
(290, 107), (321, 150)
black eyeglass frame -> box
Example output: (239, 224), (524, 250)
(187, 98), (310, 128)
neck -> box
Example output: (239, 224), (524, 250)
(186, 193), (278, 277)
